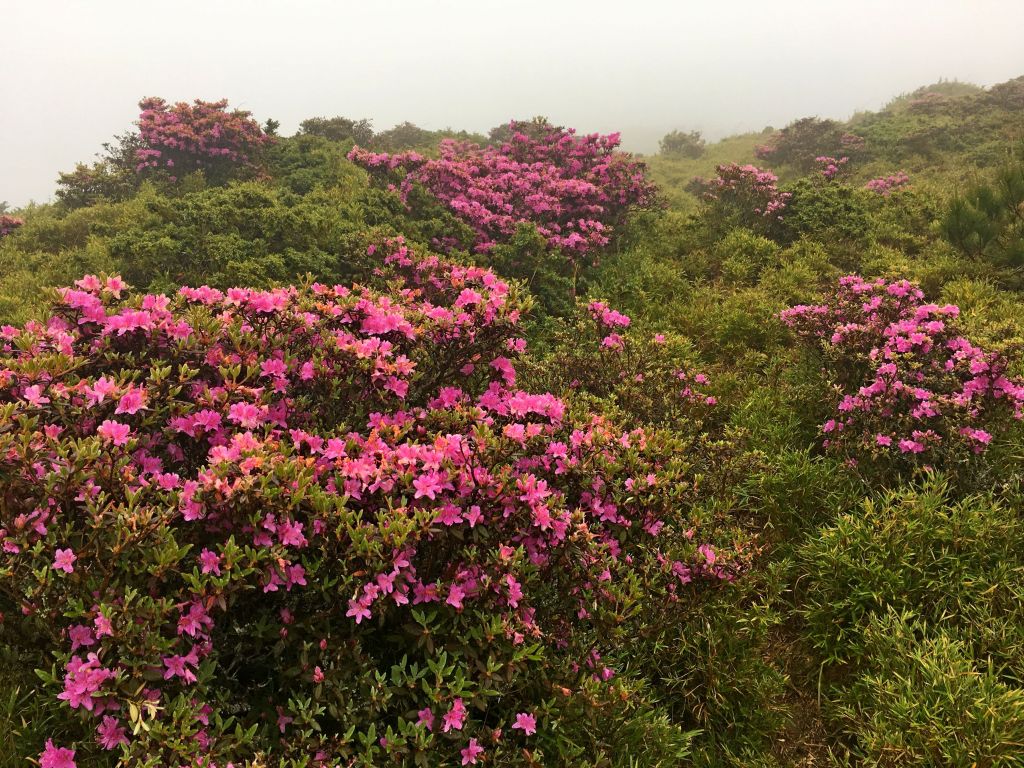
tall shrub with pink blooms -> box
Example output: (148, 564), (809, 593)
(1, 247), (733, 766)
(523, 300), (721, 433)
(348, 120), (656, 261)
(0, 215), (23, 237)
(865, 172), (910, 196)
(690, 163), (792, 237)
(134, 97), (274, 184)
(780, 275), (1024, 475)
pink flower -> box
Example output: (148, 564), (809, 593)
(96, 420), (132, 446)
(115, 388), (146, 415)
(53, 548), (77, 574)
(94, 613), (114, 637)
(416, 707), (434, 730)
(512, 711), (537, 736)
(277, 707), (293, 733)
(442, 698), (467, 732)
(346, 598), (371, 624)
(199, 549), (222, 575)
(39, 740), (76, 768)
(227, 401), (267, 428)
(22, 384), (50, 407)
(461, 738), (485, 765)
(96, 715), (128, 750)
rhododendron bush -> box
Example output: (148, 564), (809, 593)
(781, 275), (1024, 472)
(865, 171), (910, 196)
(0, 248), (730, 765)
(0, 214), (23, 237)
(523, 300), (719, 432)
(135, 97), (274, 184)
(347, 120), (656, 260)
(689, 163), (791, 237)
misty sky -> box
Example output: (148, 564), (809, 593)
(4, 0), (1024, 207)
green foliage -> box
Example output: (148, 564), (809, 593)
(714, 228), (781, 285)
(298, 115), (374, 144)
(942, 151), (1024, 271)
(659, 130), (706, 158)
(837, 612), (1024, 767)
(782, 178), (872, 253)
(799, 476), (1024, 672)
(105, 182), (363, 291)
(760, 117), (851, 171)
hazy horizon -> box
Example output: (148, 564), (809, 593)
(3, 0), (1024, 208)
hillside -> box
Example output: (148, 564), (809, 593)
(2, 76), (1024, 768)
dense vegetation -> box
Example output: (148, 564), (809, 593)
(2, 79), (1024, 766)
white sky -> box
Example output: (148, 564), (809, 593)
(3, 0), (1024, 206)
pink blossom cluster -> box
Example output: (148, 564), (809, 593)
(692, 163), (792, 221)
(0, 214), (24, 237)
(134, 97), (273, 180)
(780, 275), (1024, 465)
(2, 250), (727, 764)
(348, 120), (656, 260)
(839, 132), (866, 152)
(864, 172), (910, 196)
(814, 155), (849, 180)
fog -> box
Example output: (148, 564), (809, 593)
(3, 0), (1023, 207)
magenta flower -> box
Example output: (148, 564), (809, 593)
(96, 420), (132, 446)
(115, 388), (146, 415)
(512, 711), (537, 735)
(461, 738), (485, 765)
(22, 384), (50, 407)
(442, 698), (467, 732)
(96, 715), (128, 750)
(416, 707), (435, 731)
(53, 548), (77, 574)
(39, 741), (76, 768)
(199, 548), (222, 575)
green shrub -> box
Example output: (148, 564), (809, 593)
(799, 476), (1024, 672)
(837, 611), (1024, 767)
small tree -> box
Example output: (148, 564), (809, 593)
(374, 121), (435, 151)
(298, 115), (373, 144)
(134, 97), (274, 185)
(659, 130), (705, 159)
(942, 153), (1024, 268)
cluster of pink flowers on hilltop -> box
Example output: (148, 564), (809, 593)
(781, 275), (1024, 466)
(3, 244), (729, 765)
(348, 120), (656, 260)
(0, 214), (24, 237)
(864, 171), (910, 196)
(815, 155), (849, 180)
(134, 97), (273, 180)
(692, 163), (792, 221)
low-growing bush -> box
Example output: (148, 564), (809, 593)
(781, 275), (1024, 479)
(836, 611), (1024, 767)
(0, 248), (736, 766)
(798, 476), (1024, 672)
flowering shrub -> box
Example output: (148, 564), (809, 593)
(0, 214), (24, 237)
(1, 251), (730, 765)
(690, 164), (791, 238)
(524, 300), (718, 431)
(754, 118), (864, 171)
(693, 164), (791, 221)
(135, 97), (274, 184)
(780, 275), (1024, 471)
(815, 155), (849, 180)
(865, 172), (910, 196)
(348, 120), (656, 260)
